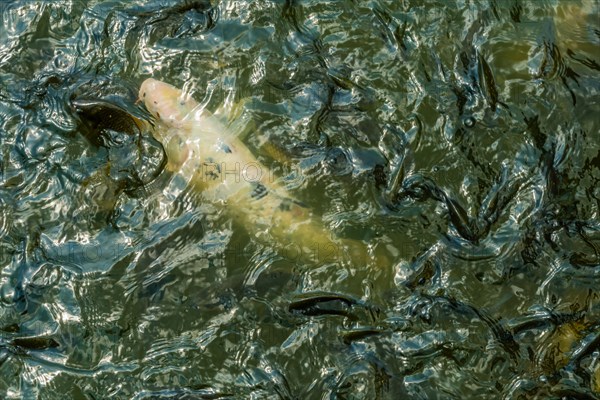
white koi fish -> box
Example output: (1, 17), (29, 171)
(139, 78), (378, 266)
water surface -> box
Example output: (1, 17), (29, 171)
(0, 0), (599, 398)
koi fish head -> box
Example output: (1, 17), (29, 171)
(139, 79), (197, 169)
(139, 78), (198, 129)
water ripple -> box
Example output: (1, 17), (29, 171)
(0, 0), (599, 398)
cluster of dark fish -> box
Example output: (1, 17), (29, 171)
(282, 287), (600, 399)
(272, 4), (600, 398)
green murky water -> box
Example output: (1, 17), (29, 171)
(0, 0), (599, 398)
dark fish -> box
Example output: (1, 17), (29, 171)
(71, 97), (167, 211)
(477, 51), (499, 112)
(523, 114), (547, 151)
(481, 167), (522, 228)
(510, 2), (522, 23)
(328, 67), (354, 91)
(289, 291), (358, 308)
(378, 125), (409, 204)
(0, 323), (19, 333)
(394, 21), (409, 51)
(11, 335), (59, 351)
(444, 195), (479, 242)
(291, 306), (355, 319)
(567, 50), (600, 71)
(72, 98), (147, 147)
(373, 164), (387, 190)
(543, 149), (563, 199)
(341, 327), (386, 345)
(509, 314), (555, 336)
(453, 84), (469, 116)
(289, 292), (359, 319)
(476, 311), (520, 359)
(570, 252), (600, 267)
(289, 291), (381, 322)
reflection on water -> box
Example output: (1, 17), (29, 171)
(0, 0), (599, 398)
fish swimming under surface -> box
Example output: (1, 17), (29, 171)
(139, 78), (383, 268)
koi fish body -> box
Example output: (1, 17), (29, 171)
(139, 78), (370, 266)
